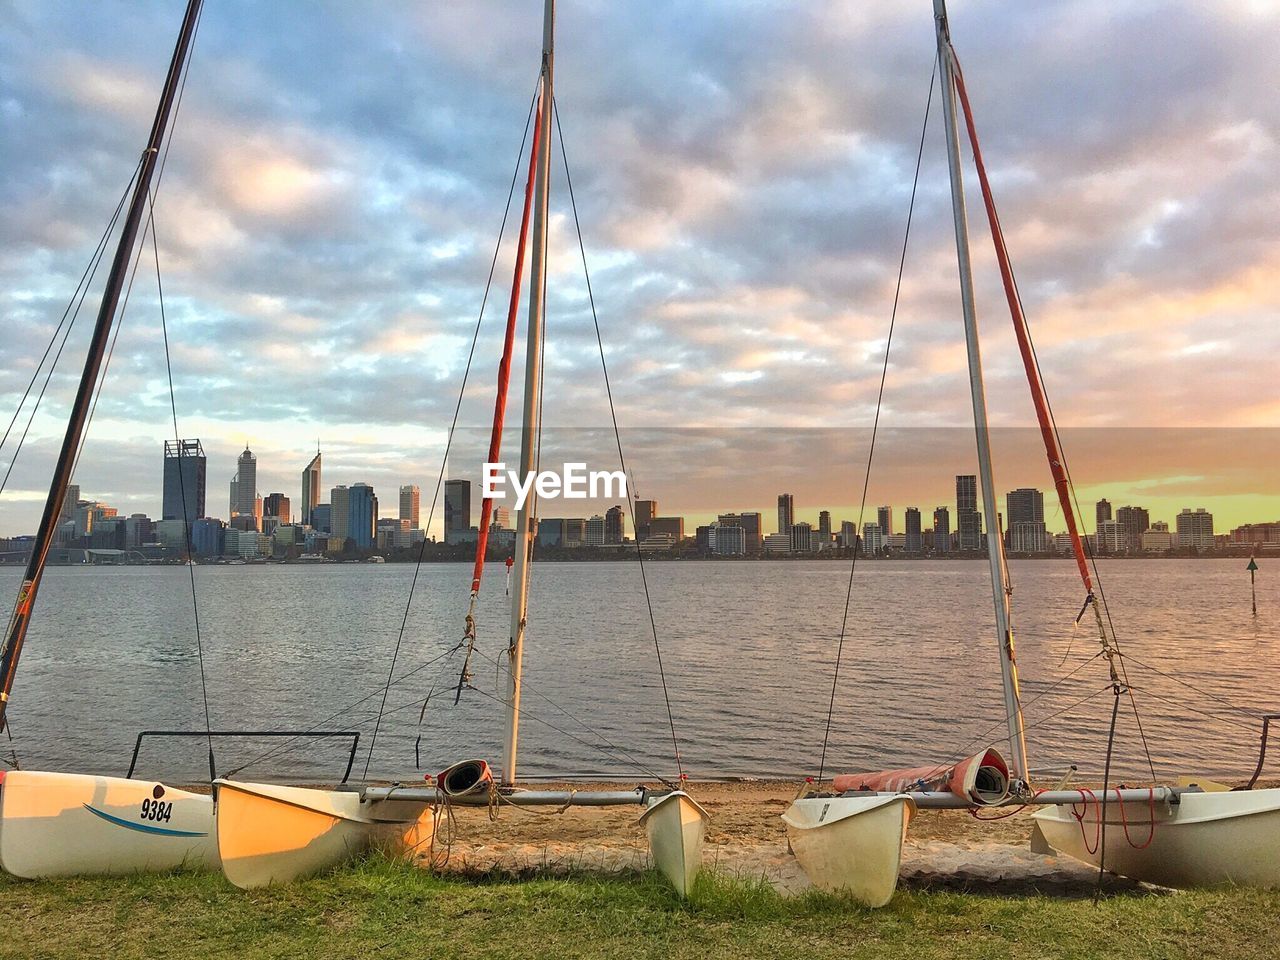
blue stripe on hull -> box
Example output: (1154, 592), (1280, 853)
(81, 803), (209, 838)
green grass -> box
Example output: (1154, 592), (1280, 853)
(0, 858), (1275, 960)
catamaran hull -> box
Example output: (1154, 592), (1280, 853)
(783, 795), (914, 907)
(1032, 788), (1280, 888)
(0, 770), (217, 878)
(214, 780), (433, 889)
(639, 790), (709, 896)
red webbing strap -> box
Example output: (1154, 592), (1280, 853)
(950, 51), (1094, 595)
(470, 93), (544, 595)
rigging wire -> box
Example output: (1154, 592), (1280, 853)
(817, 55), (937, 782)
(553, 97), (683, 782)
(361, 80), (542, 780)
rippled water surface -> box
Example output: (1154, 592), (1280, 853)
(1, 558), (1275, 784)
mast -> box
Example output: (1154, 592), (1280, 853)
(0, 0), (204, 733)
(503, 0), (555, 786)
(933, 0), (1030, 781)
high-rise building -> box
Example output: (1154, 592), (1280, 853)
(492, 506), (511, 528)
(585, 515), (606, 547)
(347, 483), (378, 548)
(330, 485), (350, 543)
(264, 493), (291, 522)
(563, 518), (587, 546)
(717, 512), (762, 553)
(790, 521), (815, 553)
(818, 510), (832, 547)
(649, 516), (685, 541)
(933, 507), (951, 553)
(161, 438), (206, 522)
(230, 446), (257, 517)
(1116, 506), (1150, 554)
(537, 518), (565, 548)
(311, 503), (331, 534)
(191, 518), (224, 557)
(301, 449), (322, 526)
(713, 524), (746, 556)
(1176, 508), (1215, 552)
(1142, 521), (1175, 552)
(904, 507), (922, 553)
(956, 475), (982, 551)
(60, 484), (80, 524)
(1096, 519), (1126, 554)
(604, 505), (625, 544)
(445, 479), (471, 544)
(777, 494), (795, 536)
(635, 499), (657, 542)
(877, 506), (893, 537)
(862, 522), (884, 556)
(839, 520), (856, 549)
(1006, 487), (1048, 553)
(1096, 498), (1112, 527)
(399, 484), (420, 529)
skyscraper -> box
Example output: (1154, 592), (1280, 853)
(444, 479), (471, 544)
(301, 449), (322, 526)
(348, 483), (378, 548)
(162, 438), (206, 521)
(956, 475), (982, 551)
(60, 484), (81, 524)
(635, 499), (657, 542)
(904, 507), (922, 553)
(399, 484), (420, 529)
(263, 493), (291, 522)
(1006, 487), (1048, 553)
(1116, 505), (1150, 554)
(718, 512), (762, 552)
(1176, 508), (1215, 552)
(861, 522), (884, 556)
(818, 510), (832, 547)
(605, 505), (625, 544)
(230, 446), (257, 517)
(790, 521), (815, 553)
(330, 485), (350, 543)
(777, 494), (795, 536)
(933, 507), (951, 553)
(877, 506), (893, 537)
(585, 515), (606, 547)
(1096, 498), (1112, 528)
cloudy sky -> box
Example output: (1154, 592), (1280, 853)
(1, 0), (1277, 538)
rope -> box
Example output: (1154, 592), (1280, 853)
(818, 55), (936, 781)
(361, 79), (541, 780)
(553, 98), (683, 782)
(147, 186), (215, 779)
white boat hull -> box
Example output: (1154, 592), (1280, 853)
(1032, 787), (1280, 888)
(783, 794), (914, 907)
(214, 780), (433, 889)
(0, 769), (217, 878)
(639, 790), (709, 896)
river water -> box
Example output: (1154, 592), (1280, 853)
(0, 559), (1274, 785)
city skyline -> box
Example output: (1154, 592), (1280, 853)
(2, 5), (1278, 540)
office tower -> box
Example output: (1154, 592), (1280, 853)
(230, 446), (257, 517)
(263, 492), (291, 522)
(301, 449), (322, 525)
(444, 479), (471, 544)
(330, 485), (350, 542)
(718, 512), (762, 552)
(649, 516), (685, 541)
(839, 520), (856, 549)
(862, 522), (884, 556)
(1096, 520), (1126, 554)
(60, 484), (81, 524)
(586, 515), (606, 547)
(1176, 508), (1215, 552)
(713, 524), (746, 556)
(161, 438), (206, 522)
(1006, 487), (1048, 553)
(563, 518), (588, 546)
(537, 518), (565, 548)
(311, 503), (331, 534)
(818, 510), (832, 547)
(956, 475), (982, 551)
(492, 506), (511, 528)
(399, 484), (420, 529)
(790, 521), (815, 553)
(605, 505), (625, 544)
(348, 483), (378, 548)
(933, 507), (951, 553)
(191, 518), (224, 557)
(635, 499), (657, 542)
(904, 507), (922, 553)
(777, 494), (795, 536)
(1116, 505), (1150, 554)
(877, 505), (893, 537)
(1096, 498), (1112, 527)
(1142, 521), (1174, 552)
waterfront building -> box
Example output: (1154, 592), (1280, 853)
(311, 503), (331, 534)
(586, 515), (606, 547)
(605, 505), (625, 544)
(191, 518), (223, 557)
(1096, 519), (1126, 554)
(538, 518), (564, 548)
(696, 525), (714, 553)
(229, 514), (259, 533)
(1142, 521), (1175, 552)
(862, 522), (884, 556)
(161, 439), (206, 521)
(790, 521), (815, 553)
(301, 449), (322, 526)
(638, 533), (676, 552)
(717, 512), (762, 552)
(264, 493), (290, 522)
(713, 523), (746, 556)
(956, 475), (982, 551)
(1176, 508), (1215, 552)
(1116, 505), (1150, 553)
(123, 514), (153, 549)
(154, 518), (187, 549)
(60, 484), (80, 524)
(1096, 498), (1112, 529)
(649, 516), (685, 541)
(877, 506), (893, 537)
(886, 533), (907, 552)
(399, 484), (420, 530)
(635, 500), (657, 542)
(444, 479), (471, 544)
(839, 520), (856, 549)
(933, 507), (951, 554)
(563, 518), (587, 547)
(492, 506), (511, 529)
(1230, 522), (1280, 545)
(230, 446), (258, 518)
(330, 485), (350, 543)
(818, 510), (833, 549)
(762, 532), (791, 553)
(1006, 487), (1048, 553)
(777, 494), (795, 537)
(904, 507), (922, 554)
(348, 483), (378, 549)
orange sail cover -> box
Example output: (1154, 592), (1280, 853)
(832, 748), (1010, 806)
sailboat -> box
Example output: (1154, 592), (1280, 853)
(785, 0), (1280, 903)
(0, 0), (220, 879)
(214, 0), (708, 895)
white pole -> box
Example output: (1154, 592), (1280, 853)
(933, 0), (1030, 781)
(503, 0), (555, 787)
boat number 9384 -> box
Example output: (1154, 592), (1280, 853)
(139, 798), (174, 823)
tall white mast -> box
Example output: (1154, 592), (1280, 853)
(933, 0), (1030, 781)
(503, 0), (555, 787)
